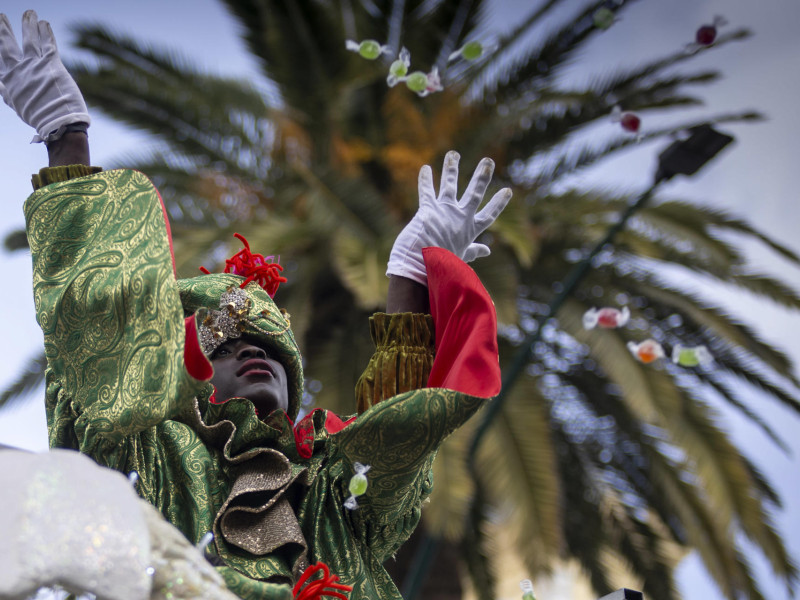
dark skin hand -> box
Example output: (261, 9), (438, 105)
(46, 130), (90, 167)
(387, 275), (429, 314)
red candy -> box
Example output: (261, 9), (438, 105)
(620, 112), (640, 133)
(695, 25), (717, 46)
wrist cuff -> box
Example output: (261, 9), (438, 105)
(31, 164), (103, 190)
(42, 122), (90, 145)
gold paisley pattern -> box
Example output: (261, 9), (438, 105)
(26, 169), (489, 600)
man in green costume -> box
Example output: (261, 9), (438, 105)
(0, 10), (511, 600)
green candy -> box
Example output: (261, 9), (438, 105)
(675, 348), (701, 366)
(672, 344), (711, 367)
(344, 463), (371, 510)
(461, 41), (484, 60)
(358, 40), (382, 60)
(405, 71), (428, 93)
(349, 473), (368, 496)
(389, 59), (408, 79)
(593, 8), (616, 29)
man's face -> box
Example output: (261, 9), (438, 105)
(209, 335), (289, 418)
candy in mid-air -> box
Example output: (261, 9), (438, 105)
(672, 344), (712, 367)
(583, 306), (630, 330)
(448, 40), (494, 62)
(423, 67), (444, 96)
(405, 71), (428, 93)
(628, 339), (665, 364)
(344, 462), (371, 510)
(520, 579), (537, 600)
(346, 39), (391, 60)
(405, 67), (443, 97)
(387, 47), (411, 87)
(611, 105), (641, 135)
(686, 16), (727, 53)
(696, 16), (727, 46)
(593, 7), (617, 29)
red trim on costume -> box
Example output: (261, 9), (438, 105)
(423, 247), (501, 398)
(294, 413), (316, 459)
(324, 411), (357, 433)
(145, 174), (177, 278)
(184, 315), (214, 381)
(293, 562), (352, 600)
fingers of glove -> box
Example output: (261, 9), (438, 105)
(21, 10), (42, 58)
(463, 243), (491, 263)
(474, 187), (512, 233)
(438, 150), (460, 204)
(417, 164), (436, 207)
(38, 18), (58, 58)
(460, 157), (495, 212)
(0, 13), (23, 68)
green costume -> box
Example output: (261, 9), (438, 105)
(25, 167), (499, 599)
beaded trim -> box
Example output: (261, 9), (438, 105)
(197, 286), (292, 355)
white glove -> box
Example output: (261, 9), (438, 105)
(387, 150), (512, 285)
(0, 10), (90, 142)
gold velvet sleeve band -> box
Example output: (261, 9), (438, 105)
(354, 312), (434, 414)
(31, 164), (103, 190)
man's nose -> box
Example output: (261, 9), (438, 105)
(237, 344), (267, 360)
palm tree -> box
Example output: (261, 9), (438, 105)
(3, 1), (798, 599)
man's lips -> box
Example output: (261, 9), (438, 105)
(237, 358), (276, 378)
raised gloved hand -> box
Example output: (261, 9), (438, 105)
(387, 150), (512, 286)
(0, 10), (90, 142)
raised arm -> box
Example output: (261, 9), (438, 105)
(356, 151), (512, 410)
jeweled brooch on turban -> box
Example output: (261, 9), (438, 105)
(197, 286), (252, 356)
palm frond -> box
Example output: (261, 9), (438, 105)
(0, 352), (47, 412)
(3, 228), (28, 252)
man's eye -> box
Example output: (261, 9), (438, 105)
(214, 346), (232, 358)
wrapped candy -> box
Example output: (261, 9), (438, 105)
(592, 7), (617, 30)
(628, 339), (665, 364)
(448, 40), (496, 62)
(611, 105), (641, 139)
(387, 47), (411, 87)
(197, 531), (214, 553)
(345, 39), (391, 60)
(344, 462), (371, 510)
(687, 16), (727, 52)
(405, 67), (443, 97)
(520, 579), (537, 600)
(672, 344), (712, 367)
(583, 306), (630, 330)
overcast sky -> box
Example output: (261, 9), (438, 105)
(0, 1), (798, 599)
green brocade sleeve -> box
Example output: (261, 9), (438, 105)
(332, 315), (484, 562)
(24, 169), (209, 457)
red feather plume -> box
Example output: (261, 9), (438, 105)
(200, 233), (288, 298)
(293, 562), (352, 600)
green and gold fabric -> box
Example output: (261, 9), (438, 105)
(25, 168), (497, 599)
